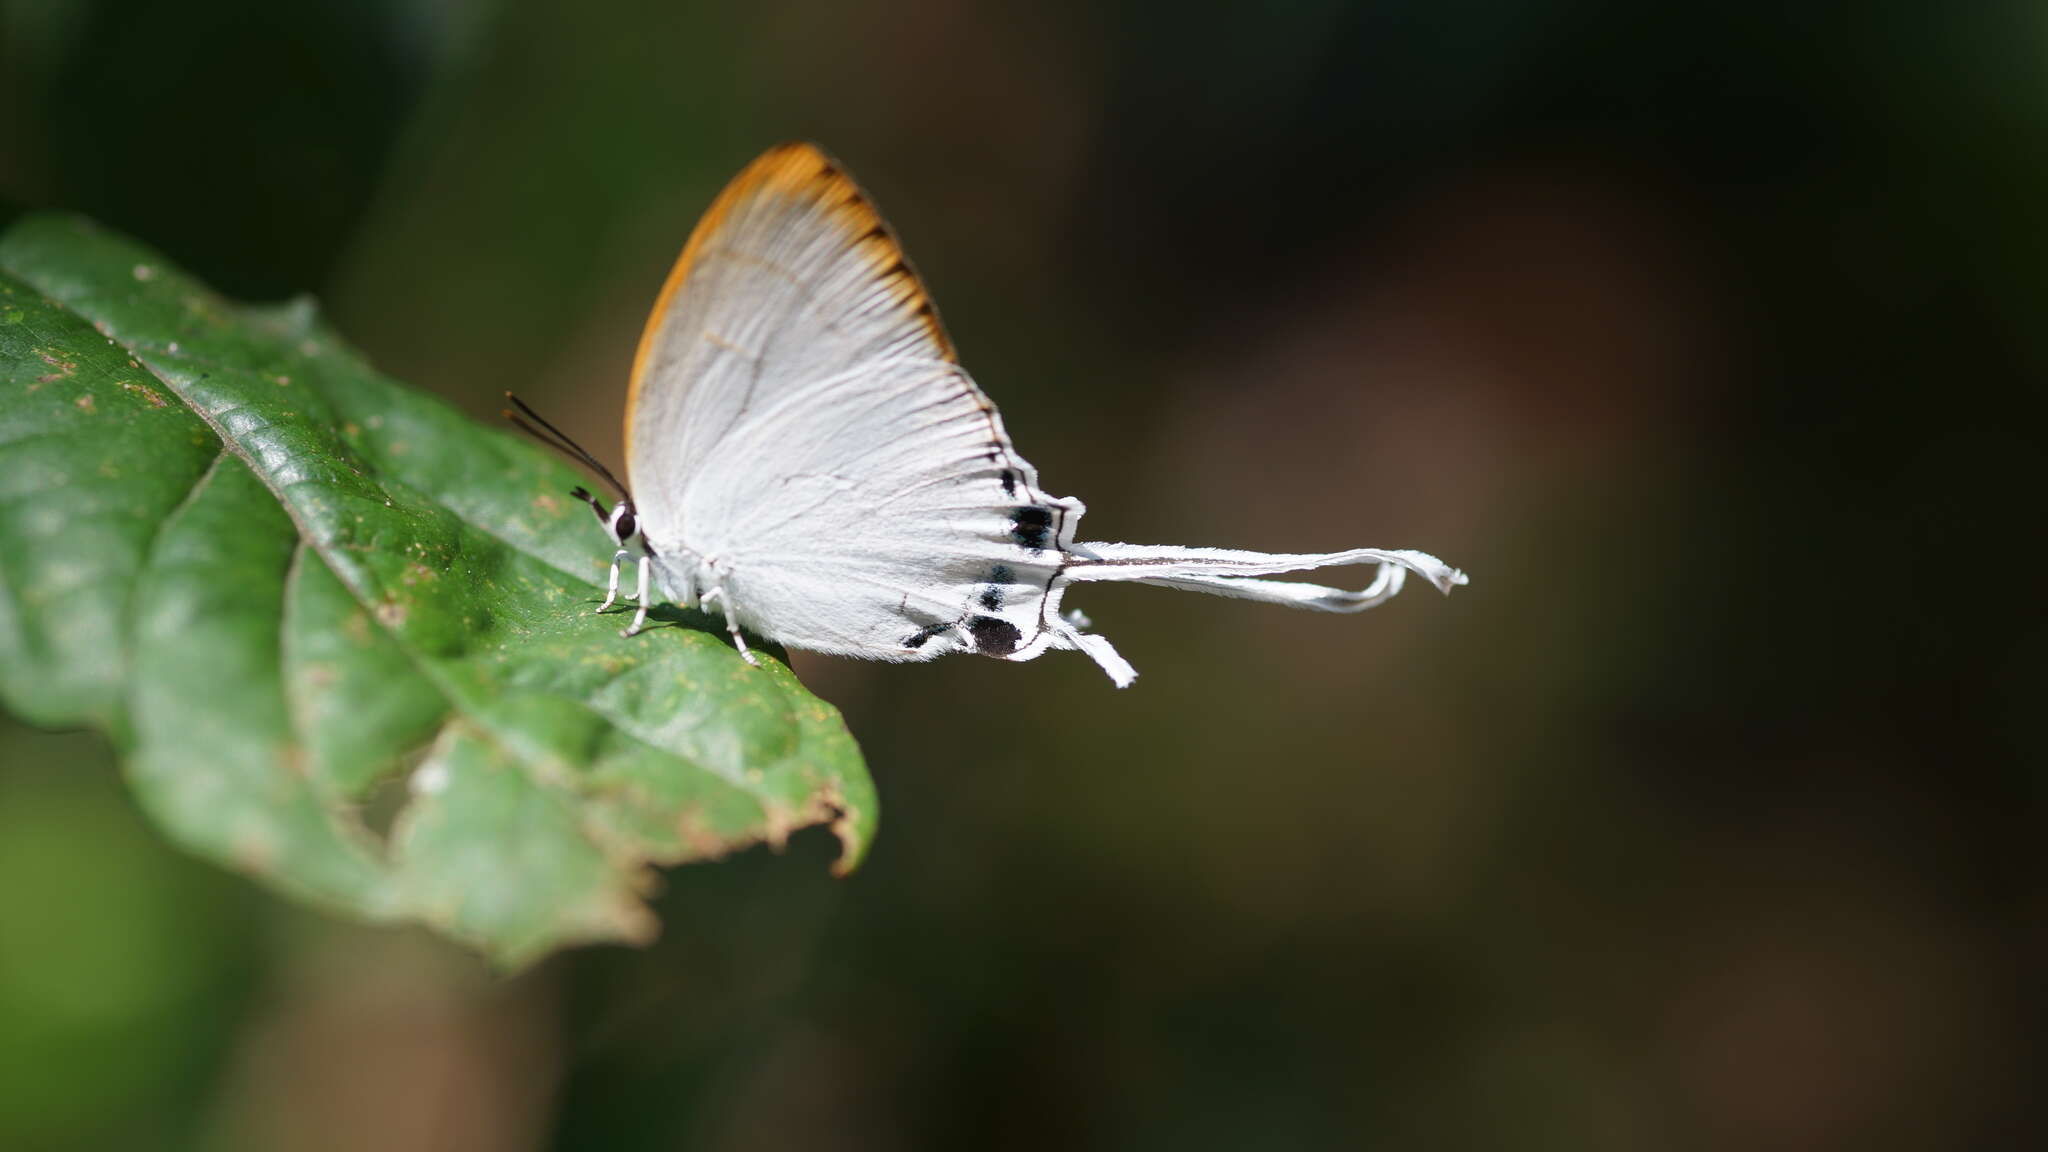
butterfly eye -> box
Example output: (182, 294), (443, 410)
(614, 509), (637, 542)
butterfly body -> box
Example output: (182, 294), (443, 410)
(514, 143), (1465, 687)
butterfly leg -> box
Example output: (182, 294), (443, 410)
(699, 584), (761, 667)
(597, 548), (631, 612)
(620, 555), (651, 637)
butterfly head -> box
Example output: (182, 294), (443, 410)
(571, 485), (639, 546)
(606, 501), (639, 545)
(505, 393), (643, 546)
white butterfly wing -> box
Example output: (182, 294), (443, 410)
(625, 144), (1087, 666)
(627, 144), (951, 514)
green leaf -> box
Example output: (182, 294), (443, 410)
(0, 214), (874, 967)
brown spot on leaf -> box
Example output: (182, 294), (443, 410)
(759, 800), (797, 851)
(230, 826), (278, 873)
(673, 810), (738, 858)
(74, 393), (96, 413)
(118, 380), (169, 408)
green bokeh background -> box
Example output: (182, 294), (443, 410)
(1, 1), (2039, 1149)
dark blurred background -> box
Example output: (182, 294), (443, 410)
(2, 1), (2041, 1149)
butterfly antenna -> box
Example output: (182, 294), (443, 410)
(503, 392), (632, 500)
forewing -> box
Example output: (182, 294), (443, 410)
(626, 142), (954, 536)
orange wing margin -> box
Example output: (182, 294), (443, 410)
(624, 142), (958, 472)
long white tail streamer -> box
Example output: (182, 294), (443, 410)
(1044, 544), (1467, 685)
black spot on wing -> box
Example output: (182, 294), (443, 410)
(1010, 506), (1053, 551)
(968, 615), (1022, 657)
(901, 622), (949, 650)
(999, 469), (1018, 497)
(978, 563), (1013, 611)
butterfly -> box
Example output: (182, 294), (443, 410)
(508, 143), (1466, 687)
